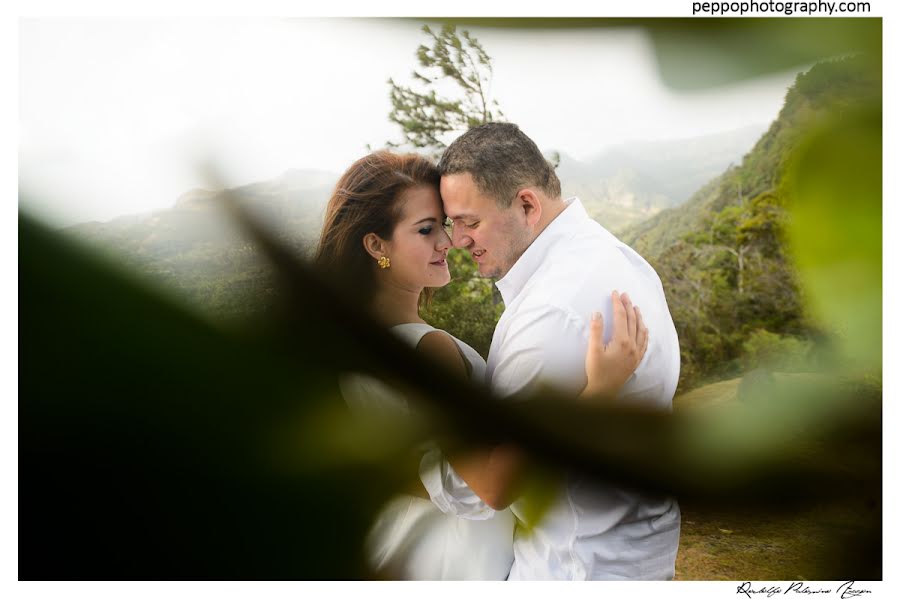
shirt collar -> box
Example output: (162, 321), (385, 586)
(495, 197), (587, 305)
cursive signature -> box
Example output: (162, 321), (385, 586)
(837, 581), (871, 599)
(737, 582), (784, 598)
(737, 581), (872, 599)
(785, 582), (832, 594)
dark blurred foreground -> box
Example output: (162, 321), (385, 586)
(19, 204), (880, 579)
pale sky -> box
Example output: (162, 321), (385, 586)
(18, 17), (802, 227)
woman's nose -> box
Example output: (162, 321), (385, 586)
(436, 227), (451, 251)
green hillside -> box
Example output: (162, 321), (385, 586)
(621, 55), (881, 389)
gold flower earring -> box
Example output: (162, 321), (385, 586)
(377, 256), (391, 269)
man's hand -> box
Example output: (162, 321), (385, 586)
(581, 291), (649, 400)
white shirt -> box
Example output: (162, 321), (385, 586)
(424, 198), (682, 580)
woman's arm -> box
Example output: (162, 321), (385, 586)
(415, 331), (516, 510)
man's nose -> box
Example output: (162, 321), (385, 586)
(451, 226), (472, 248)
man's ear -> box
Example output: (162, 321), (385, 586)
(363, 233), (387, 261)
(518, 189), (543, 228)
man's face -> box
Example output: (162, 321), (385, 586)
(440, 173), (530, 279)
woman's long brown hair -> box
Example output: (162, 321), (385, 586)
(315, 151), (441, 305)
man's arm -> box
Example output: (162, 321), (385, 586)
(438, 443), (524, 511)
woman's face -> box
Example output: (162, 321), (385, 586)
(381, 185), (452, 291)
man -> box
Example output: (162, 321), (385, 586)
(420, 122), (681, 580)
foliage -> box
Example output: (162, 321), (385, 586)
(20, 213), (395, 579)
(741, 329), (813, 372)
(386, 24), (504, 157)
(782, 89), (882, 372)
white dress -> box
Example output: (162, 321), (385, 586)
(339, 323), (515, 580)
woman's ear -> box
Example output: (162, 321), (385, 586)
(363, 233), (387, 261)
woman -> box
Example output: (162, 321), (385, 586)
(315, 151), (648, 580)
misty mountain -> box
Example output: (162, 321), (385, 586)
(557, 124), (766, 233)
(66, 168), (337, 257)
(61, 125), (767, 319)
(64, 169), (338, 319)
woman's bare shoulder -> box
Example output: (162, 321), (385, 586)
(415, 330), (468, 377)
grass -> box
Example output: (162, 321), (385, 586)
(674, 501), (879, 580)
(671, 374), (881, 580)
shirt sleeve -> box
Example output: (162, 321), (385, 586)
(491, 304), (589, 399)
(418, 445), (499, 520)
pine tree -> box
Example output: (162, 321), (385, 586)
(385, 24), (504, 158)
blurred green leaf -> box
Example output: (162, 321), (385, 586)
(414, 18), (882, 90)
(19, 211), (399, 579)
(784, 101), (881, 371)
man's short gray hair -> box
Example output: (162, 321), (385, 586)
(438, 122), (561, 208)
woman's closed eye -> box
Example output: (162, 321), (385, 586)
(418, 226), (433, 235)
